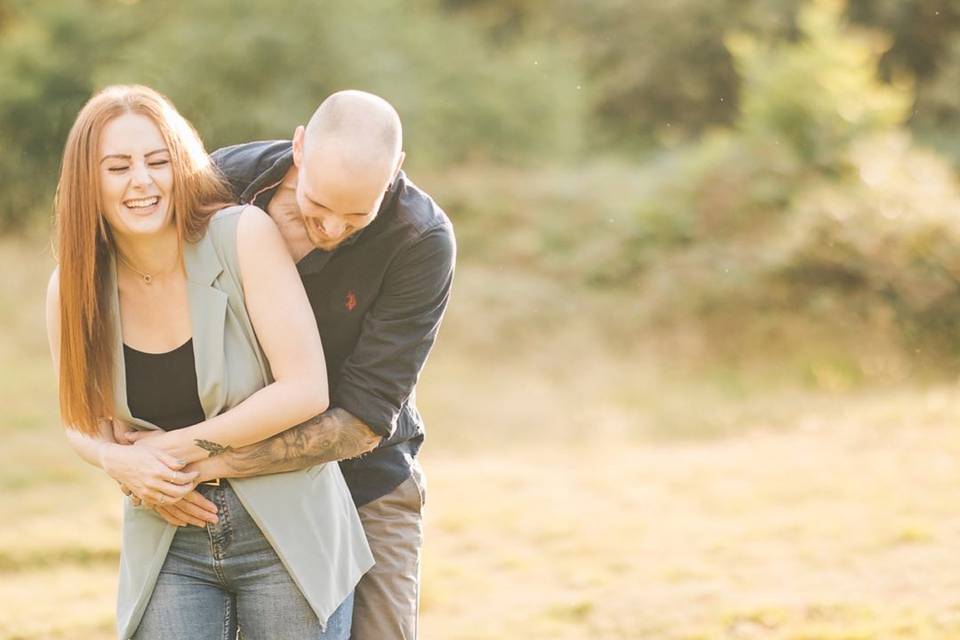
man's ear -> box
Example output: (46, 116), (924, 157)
(292, 125), (305, 168)
(392, 151), (406, 181)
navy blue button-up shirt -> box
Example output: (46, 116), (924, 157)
(212, 140), (456, 506)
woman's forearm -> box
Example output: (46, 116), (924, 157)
(159, 378), (328, 463)
(64, 422), (116, 469)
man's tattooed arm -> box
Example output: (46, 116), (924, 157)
(193, 407), (381, 480)
(194, 439), (234, 458)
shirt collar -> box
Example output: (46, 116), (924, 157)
(241, 146), (295, 208)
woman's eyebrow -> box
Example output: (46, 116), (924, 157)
(99, 148), (168, 163)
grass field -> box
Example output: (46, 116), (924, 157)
(3, 234), (960, 639)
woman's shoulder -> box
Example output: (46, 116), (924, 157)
(203, 205), (282, 276)
(209, 204), (275, 236)
(205, 204), (276, 247)
(209, 203), (251, 228)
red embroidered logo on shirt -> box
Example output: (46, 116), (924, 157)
(345, 290), (358, 311)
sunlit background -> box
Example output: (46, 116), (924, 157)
(5, 0), (960, 637)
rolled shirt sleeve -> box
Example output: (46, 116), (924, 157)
(331, 222), (456, 439)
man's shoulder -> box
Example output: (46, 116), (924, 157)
(211, 140), (293, 192)
(377, 175), (456, 274)
(391, 173), (453, 239)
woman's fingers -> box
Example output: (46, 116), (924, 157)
(163, 468), (199, 486)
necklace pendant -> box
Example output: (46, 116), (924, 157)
(143, 274), (153, 285)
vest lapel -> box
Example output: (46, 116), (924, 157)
(183, 232), (229, 420)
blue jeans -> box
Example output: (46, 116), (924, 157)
(132, 481), (353, 640)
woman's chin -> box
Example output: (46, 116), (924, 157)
(114, 211), (173, 238)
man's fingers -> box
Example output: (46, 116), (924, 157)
(182, 490), (219, 515)
(171, 498), (219, 524)
(159, 504), (208, 528)
(153, 506), (188, 527)
(112, 420), (134, 444)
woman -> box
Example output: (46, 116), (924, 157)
(45, 85), (373, 639)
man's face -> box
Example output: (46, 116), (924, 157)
(293, 133), (396, 252)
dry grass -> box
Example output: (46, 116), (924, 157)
(3, 235), (960, 639)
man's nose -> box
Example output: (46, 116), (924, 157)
(319, 216), (346, 237)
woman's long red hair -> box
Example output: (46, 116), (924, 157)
(53, 85), (232, 435)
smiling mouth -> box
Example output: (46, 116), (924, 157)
(124, 196), (160, 209)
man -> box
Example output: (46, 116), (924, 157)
(143, 90), (455, 639)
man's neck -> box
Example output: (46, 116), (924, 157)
(266, 164), (314, 262)
(279, 163), (299, 191)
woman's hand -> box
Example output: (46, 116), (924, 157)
(99, 442), (198, 506)
(124, 428), (211, 464)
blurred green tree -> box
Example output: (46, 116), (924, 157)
(0, 0), (585, 227)
(0, 0), (138, 227)
(444, 0), (802, 150)
(729, 0), (912, 169)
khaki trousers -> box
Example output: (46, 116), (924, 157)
(350, 462), (426, 640)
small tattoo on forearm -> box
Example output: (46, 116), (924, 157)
(194, 439), (234, 458)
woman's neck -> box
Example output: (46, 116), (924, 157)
(113, 226), (181, 280)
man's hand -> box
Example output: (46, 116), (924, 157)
(151, 491), (220, 528)
(122, 429), (161, 444)
(111, 418), (135, 443)
(120, 483), (219, 528)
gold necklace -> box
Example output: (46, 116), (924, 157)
(117, 252), (174, 285)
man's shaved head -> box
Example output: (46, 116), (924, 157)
(303, 90), (402, 177)
(290, 90), (406, 251)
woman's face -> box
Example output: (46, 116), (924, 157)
(98, 113), (174, 239)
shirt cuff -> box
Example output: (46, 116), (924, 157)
(331, 382), (398, 439)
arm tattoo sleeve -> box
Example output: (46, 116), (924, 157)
(213, 407), (381, 478)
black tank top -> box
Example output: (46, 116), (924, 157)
(123, 339), (206, 431)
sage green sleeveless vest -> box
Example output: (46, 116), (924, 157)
(108, 206), (373, 639)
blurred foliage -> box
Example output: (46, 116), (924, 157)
(847, 0), (960, 153)
(432, 0), (960, 365)
(729, 0), (912, 169)
(445, 0), (802, 149)
(6, 0), (960, 364)
(448, 0), (960, 153)
(0, 0), (584, 227)
(772, 133), (960, 358)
